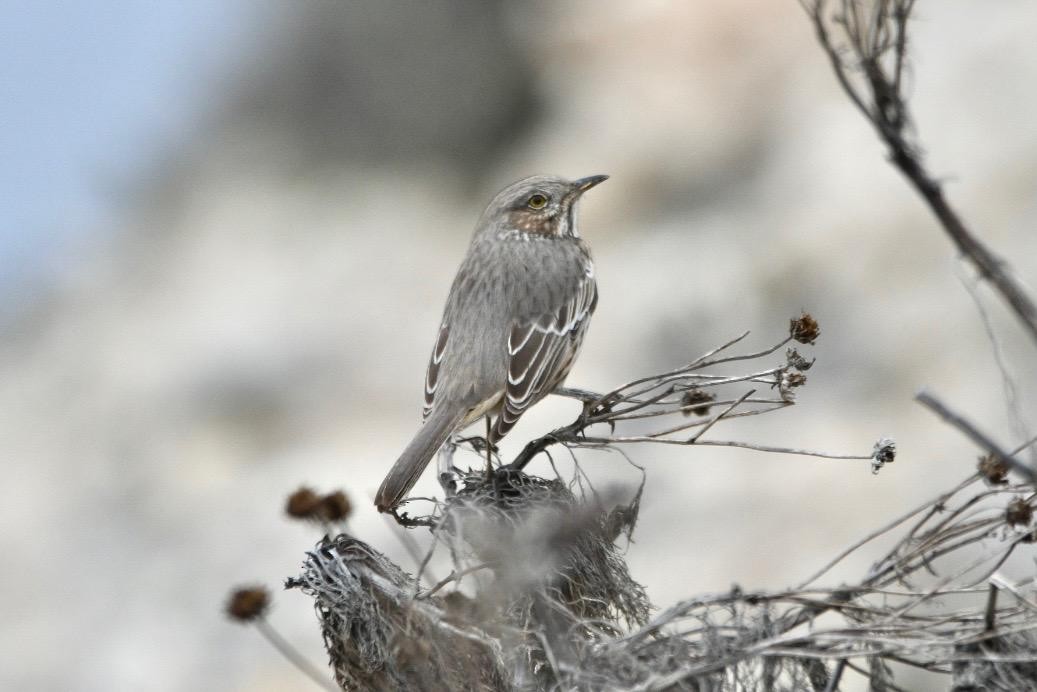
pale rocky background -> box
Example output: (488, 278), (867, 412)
(2, 2), (1036, 690)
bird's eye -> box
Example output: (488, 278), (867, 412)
(527, 193), (548, 210)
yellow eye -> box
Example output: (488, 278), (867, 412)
(527, 193), (548, 209)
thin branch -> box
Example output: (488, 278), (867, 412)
(255, 619), (340, 692)
(689, 389), (755, 441)
(382, 514), (437, 586)
(417, 562), (495, 599)
(507, 324), (824, 470)
(916, 390), (1033, 482)
(798, 473), (980, 589)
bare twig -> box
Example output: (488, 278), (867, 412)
(916, 390), (1033, 482)
(382, 514), (437, 586)
(417, 562), (494, 599)
(255, 619), (341, 692)
(507, 322), (830, 471)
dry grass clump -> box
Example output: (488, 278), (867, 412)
(288, 463), (1037, 691)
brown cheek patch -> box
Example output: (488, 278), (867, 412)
(507, 210), (554, 236)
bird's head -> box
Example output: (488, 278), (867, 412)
(483, 174), (608, 238)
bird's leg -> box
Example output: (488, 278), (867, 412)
(484, 415), (494, 481)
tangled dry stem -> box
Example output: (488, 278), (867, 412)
(291, 460), (1037, 690)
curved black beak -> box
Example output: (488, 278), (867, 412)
(572, 174), (609, 194)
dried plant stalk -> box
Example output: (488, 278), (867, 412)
(802, 0), (1037, 344)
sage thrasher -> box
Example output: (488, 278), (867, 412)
(375, 174), (607, 512)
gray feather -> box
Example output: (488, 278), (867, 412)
(375, 407), (466, 512)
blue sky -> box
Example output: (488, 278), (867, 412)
(0, 1), (258, 305)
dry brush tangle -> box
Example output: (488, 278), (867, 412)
(287, 446), (1037, 689)
(286, 318), (1037, 692)
(281, 320), (1037, 690)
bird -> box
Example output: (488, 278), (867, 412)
(375, 174), (607, 512)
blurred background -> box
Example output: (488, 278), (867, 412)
(3, 1), (1036, 690)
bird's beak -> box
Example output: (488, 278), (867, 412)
(572, 174), (609, 194)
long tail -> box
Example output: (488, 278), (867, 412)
(376, 407), (465, 512)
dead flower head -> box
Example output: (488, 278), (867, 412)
(871, 438), (896, 474)
(784, 372), (807, 388)
(1005, 498), (1033, 527)
(285, 488), (352, 524)
(978, 454), (1010, 485)
(225, 585), (270, 623)
(317, 490), (353, 523)
(786, 347), (815, 371)
(286, 487), (322, 520)
(790, 313), (820, 344)
(681, 388), (716, 417)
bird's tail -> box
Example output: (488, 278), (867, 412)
(376, 407), (465, 512)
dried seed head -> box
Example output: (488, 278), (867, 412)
(784, 372), (807, 388)
(777, 370), (808, 402)
(285, 487), (322, 520)
(978, 454), (1009, 485)
(225, 585), (270, 623)
(871, 438), (896, 474)
(681, 389), (716, 417)
(786, 348), (815, 371)
(1005, 498), (1033, 527)
(790, 313), (820, 344)
(317, 490), (353, 523)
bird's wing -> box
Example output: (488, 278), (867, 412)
(494, 276), (597, 439)
(422, 323), (450, 420)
